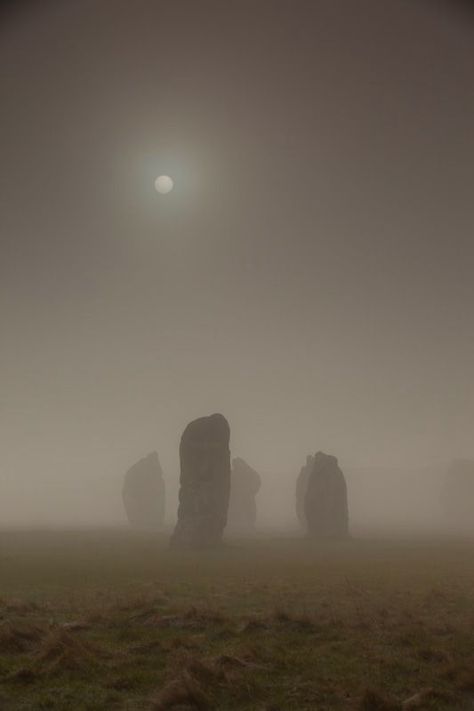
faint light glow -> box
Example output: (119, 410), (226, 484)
(154, 175), (174, 194)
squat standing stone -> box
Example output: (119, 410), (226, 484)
(171, 413), (231, 548)
(304, 451), (349, 538)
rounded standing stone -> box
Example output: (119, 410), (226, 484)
(301, 451), (349, 538)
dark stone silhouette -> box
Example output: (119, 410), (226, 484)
(227, 457), (261, 531)
(122, 451), (165, 529)
(171, 413), (231, 548)
(303, 451), (349, 538)
(296, 454), (314, 528)
(442, 459), (474, 530)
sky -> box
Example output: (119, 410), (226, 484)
(0, 0), (473, 525)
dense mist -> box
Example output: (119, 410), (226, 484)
(1, 0), (473, 532)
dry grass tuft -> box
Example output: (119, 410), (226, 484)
(455, 666), (474, 693)
(145, 606), (227, 630)
(359, 689), (401, 711)
(215, 653), (268, 673)
(129, 639), (164, 655)
(151, 671), (210, 710)
(271, 608), (292, 623)
(238, 617), (268, 634)
(270, 608), (315, 631)
(0, 620), (46, 653)
(150, 649), (255, 709)
(184, 657), (220, 685)
(32, 627), (105, 674)
(2, 599), (41, 616)
(360, 686), (443, 711)
(182, 606), (227, 625)
(401, 688), (436, 709)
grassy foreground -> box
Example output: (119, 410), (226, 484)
(0, 530), (473, 710)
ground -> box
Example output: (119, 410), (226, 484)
(0, 530), (473, 710)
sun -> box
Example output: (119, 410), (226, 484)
(154, 175), (174, 194)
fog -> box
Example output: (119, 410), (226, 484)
(1, 0), (473, 533)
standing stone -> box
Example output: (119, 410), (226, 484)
(122, 451), (165, 530)
(296, 454), (314, 528)
(171, 413), (231, 548)
(304, 451), (349, 538)
(227, 457), (261, 532)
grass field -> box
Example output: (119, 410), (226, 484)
(0, 529), (473, 710)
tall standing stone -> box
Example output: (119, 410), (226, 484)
(122, 451), (165, 530)
(304, 451), (349, 538)
(227, 457), (261, 532)
(171, 413), (231, 548)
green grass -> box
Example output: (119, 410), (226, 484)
(0, 529), (473, 710)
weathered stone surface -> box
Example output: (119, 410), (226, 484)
(296, 454), (314, 528)
(227, 457), (261, 531)
(122, 451), (165, 529)
(303, 451), (349, 538)
(442, 459), (474, 530)
(170, 413), (231, 548)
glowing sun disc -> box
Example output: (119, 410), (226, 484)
(154, 175), (174, 194)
